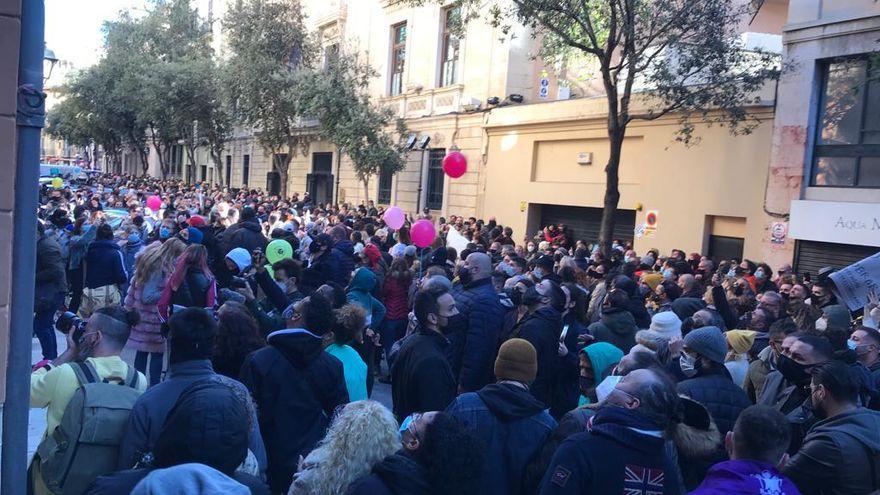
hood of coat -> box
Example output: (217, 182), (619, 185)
(601, 308), (637, 335)
(810, 408), (880, 454)
(238, 217), (262, 233)
(334, 239), (355, 257)
(267, 328), (325, 369)
(373, 452), (430, 495)
(476, 382), (546, 421)
(225, 248), (251, 273)
(349, 266), (377, 293)
(670, 397), (722, 460)
(582, 343), (624, 387)
(88, 238), (123, 254)
(526, 305), (563, 327)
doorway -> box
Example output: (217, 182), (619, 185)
(308, 152), (334, 205)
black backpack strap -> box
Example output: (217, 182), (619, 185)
(71, 361), (99, 387)
(123, 364), (140, 389)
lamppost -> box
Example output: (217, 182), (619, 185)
(43, 46), (58, 82)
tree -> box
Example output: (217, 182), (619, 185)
(408, 0), (779, 254)
(296, 51), (408, 202)
(224, 0), (316, 197)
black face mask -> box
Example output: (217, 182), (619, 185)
(459, 267), (473, 286)
(586, 268), (602, 279)
(578, 375), (594, 397)
(442, 313), (466, 335)
(776, 354), (812, 384)
(733, 285), (744, 296)
(522, 286), (544, 307)
(504, 287), (523, 306)
(780, 292), (790, 302)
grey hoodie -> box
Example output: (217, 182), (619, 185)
(783, 408), (880, 495)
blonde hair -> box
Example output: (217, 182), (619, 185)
(289, 400), (400, 495)
(132, 238), (186, 288)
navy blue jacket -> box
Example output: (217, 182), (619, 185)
(222, 218), (267, 254)
(447, 383), (557, 495)
(539, 407), (682, 495)
(677, 367), (751, 436)
(550, 316), (591, 419)
(455, 278), (507, 392)
(330, 240), (356, 287)
(240, 328), (349, 493)
(84, 239), (128, 289)
(512, 306), (564, 408)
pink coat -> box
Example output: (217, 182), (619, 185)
(124, 272), (167, 354)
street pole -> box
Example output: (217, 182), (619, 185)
(2, 0), (45, 491)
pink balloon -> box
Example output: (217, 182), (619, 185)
(442, 151), (467, 179)
(411, 219), (436, 248)
(146, 196), (162, 211)
(383, 206), (405, 230)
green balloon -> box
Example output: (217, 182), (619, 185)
(266, 239), (293, 264)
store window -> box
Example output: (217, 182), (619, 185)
(812, 57), (880, 188)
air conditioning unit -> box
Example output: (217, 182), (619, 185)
(461, 97), (481, 112)
(577, 152), (593, 165)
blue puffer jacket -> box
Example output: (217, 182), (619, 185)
(330, 240), (356, 287)
(84, 239), (129, 289)
(454, 278), (507, 392)
(447, 383), (557, 495)
(677, 367), (751, 436)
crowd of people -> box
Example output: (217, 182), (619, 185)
(28, 172), (880, 495)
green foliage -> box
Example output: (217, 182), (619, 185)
(295, 51), (408, 198)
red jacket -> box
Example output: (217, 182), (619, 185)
(382, 276), (411, 320)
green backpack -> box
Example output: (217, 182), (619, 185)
(36, 360), (142, 495)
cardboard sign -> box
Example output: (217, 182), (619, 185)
(829, 252), (880, 311)
(446, 227), (470, 254)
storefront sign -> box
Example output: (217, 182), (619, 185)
(829, 252), (880, 311)
(789, 200), (880, 248)
(770, 221), (787, 245)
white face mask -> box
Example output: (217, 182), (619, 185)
(815, 317), (828, 331)
(596, 375), (623, 403)
(679, 352), (698, 378)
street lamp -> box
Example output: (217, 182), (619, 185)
(43, 46), (58, 82)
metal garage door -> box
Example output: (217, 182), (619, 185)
(539, 204), (636, 244)
(794, 240), (880, 276)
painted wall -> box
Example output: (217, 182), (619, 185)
(482, 97), (776, 260)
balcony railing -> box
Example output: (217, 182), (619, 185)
(380, 84), (466, 119)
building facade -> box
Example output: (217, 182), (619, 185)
(761, 0), (880, 274)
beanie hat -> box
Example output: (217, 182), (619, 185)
(683, 326), (727, 364)
(641, 273), (663, 290)
(822, 304), (851, 329)
(640, 311), (682, 343)
(404, 245), (417, 257)
(186, 227), (204, 245)
(725, 329), (757, 355)
(494, 338), (537, 383)
(187, 215), (206, 228)
(536, 254), (554, 271)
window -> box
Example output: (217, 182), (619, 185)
(225, 155), (232, 187)
(243, 154), (250, 186)
(323, 43), (339, 70)
(812, 57), (880, 187)
(390, 22), (407, 96)
(378, 168), (393, 204)
(439, 6), (460, 87)
(425, 148), (446, 210)
(169, 145), (184, 177)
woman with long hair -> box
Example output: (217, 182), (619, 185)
(289, 400), (400, 495)
(379, 258), (412, 369)
(157, 244), (217, 319)
(124, 237), (187, 385)
(212, 301), (264, 380)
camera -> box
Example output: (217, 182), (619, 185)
(229, 276), (250, 289)
(56, 311), (86, 343)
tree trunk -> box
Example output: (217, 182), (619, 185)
(362, 176), (370, 204)
(598, 129), (625, 256)
(184, 143), (198, 184)
(274, 151), (293, 198)
(210, 150), (224, 186)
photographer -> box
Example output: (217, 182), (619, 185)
(30, 306), (147, 494)
(239, 253), (305, 336)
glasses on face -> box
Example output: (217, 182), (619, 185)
(399, 412), (423, 441)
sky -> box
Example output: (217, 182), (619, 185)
(44, 0), (150, 71)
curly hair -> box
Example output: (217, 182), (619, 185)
(416, 413), (486, 495)
(332, 303), (367, 345)
(213, 301), (264, 365)
(290, 400), (400, 495)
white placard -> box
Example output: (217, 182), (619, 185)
(789, 200), (880, 247)
(829, 252), (880, 311)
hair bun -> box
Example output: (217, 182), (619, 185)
(125, 309), (141, 328)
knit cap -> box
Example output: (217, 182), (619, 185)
(494, 338), (537, 383)
(186, 227), (204, 245)
(725, 330), (757, 355)
(641, 273), (663, 290)
(683, 326), (727, 364)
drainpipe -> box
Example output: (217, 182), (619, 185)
(334, 147), (341, 205)
(2, 0), (46, 492)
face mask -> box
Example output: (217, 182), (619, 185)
(595, 375), (622, 403)
(579, 375), (594, 397)
(727, 268), (736, 278)
(522, 286), (544, 307)
(679, 352), (698, 378)
(500, 263), (517, 277)
(586, 268), (602, 279)
(159, 227), (171, 239)
(815, 317), (828, 331)
(624, 256), (635, 264)
(440, 312), (465, 335)
(662, 268), (673, 279)
(776, 354), (812, 383)
(504, 288), (523, 306)
(533, 268), (544, 280)
(276, 280), (288, 293)
(755, 269), (765, 280)
(459, 266), (473, 286)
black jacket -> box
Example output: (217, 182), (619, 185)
(783, 408), (880, 495)
(35, 232), (67, 310)
(84, 239), (128, 289)
(85, 468), (268, 495)
(454, 278), (507, 392)
(329, 240), (356, 287)
(588, 308), (638, 354)
(170, 267), (212, 308)
(550, 316), (590, 419)
(222, 218), (267, 254)
(512, 306), (564, 408)
(391, 327), (456, 421)
(677, 367), (751, 436)
(611, 275), (651, 329)
(538, 407), (682, 494)
(300, 251), (334, 295)
(347, 452), (430, 495)
(239, 328), (349, 493)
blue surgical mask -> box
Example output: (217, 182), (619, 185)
(533, 268), (544, 280)
(727, 268), (737, 278)
(159, 227), (171, 239)
(662, 268), (673, 279)
(755, 269), (765, 280)
(848, 339), (858, 351)
(500, 263), (517, 277)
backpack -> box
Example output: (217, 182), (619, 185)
(36, 360), (142, 495)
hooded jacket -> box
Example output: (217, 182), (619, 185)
(538, 407), (682, 494)
(588, 308), (638, 354)
(347, 267), (387, 328)
(447, 383), (557, 495)
(691, 460), (801, 495)
(35, 231), (68, 309)
(391, 327), (457, 421)
(330, 239), (356, 287)
(346, 452), (430, 495)
(611, 275), (652, 329)
(239, 328), (349, 493)
(783, 408), (880, 495)
(455, 277), (508, 392)
(223, 218), (267, 255)
(122, 237), (144, 279)
(512, 306), (564, 407)
(84, 238), (129, 289)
